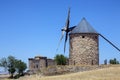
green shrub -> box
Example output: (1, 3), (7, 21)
(109, 58), (119, 64)
(54, 54), (67, 65)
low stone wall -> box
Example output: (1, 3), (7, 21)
(41, 65), (110, 76)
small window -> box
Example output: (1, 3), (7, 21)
(95, 36), (97, 39)
(36, 64), (38, 68)
(82, 36), (85, 38)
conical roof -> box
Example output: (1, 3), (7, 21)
(71, 18), (98, 34)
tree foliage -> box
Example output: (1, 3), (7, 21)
(15, 60), (27, 76)
(7, 56), (17, 78)
(54, 54), (67, 65)
(0, 55), (27, 78)
(104, 59), (107, 65)
(109, 58), (119, 64)
(0, 57), (7, 71)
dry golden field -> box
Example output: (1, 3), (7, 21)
(1, 65), (120, 80)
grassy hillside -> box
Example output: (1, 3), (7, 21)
(1, 65), (120, 80)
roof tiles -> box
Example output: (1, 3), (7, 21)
(71, 18), (98, 34)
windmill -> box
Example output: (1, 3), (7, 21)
(57, 9), (120, 65)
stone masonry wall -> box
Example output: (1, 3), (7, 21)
(28, 57), (47, 72)
(28, 56), (56, 72)
(39, 59), (47, 69)
(47, 59), (56, 67)
(69, 33), (99, 65)
(29, 59), (34, 70)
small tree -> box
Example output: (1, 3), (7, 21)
(7, 56), (17, 78)
(104, 59), (107, 65)
(0, 57), (7, 71)
(54, 54), (67, 65)
(15, 60), (27, 76)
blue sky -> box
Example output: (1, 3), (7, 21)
(0, 0), (120, 66)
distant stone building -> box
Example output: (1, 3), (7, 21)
(69, 18), (99, 65)
(28, 56), (55, 71)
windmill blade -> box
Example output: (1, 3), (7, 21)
(99, 34), (120, 52)
(56, 30), (65, 51)
(65, 8), (70, 30)
(64, 32), (68, 53)
(69, 26), (76, 31)
(63, 8), (70, 53)
(57, 8), (70, 53)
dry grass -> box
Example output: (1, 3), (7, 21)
(1, 65), (120, 80)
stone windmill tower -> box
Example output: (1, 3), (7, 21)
(57, 9), (120, 65)
(69, 18), (99, 65)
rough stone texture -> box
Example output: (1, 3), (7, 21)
(47, 59), (56, 67)
(69, 33), (99, 65)
(28, 56), (55, 72)
(42, 65), (110, 76)
(28, 56), (47, 72)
